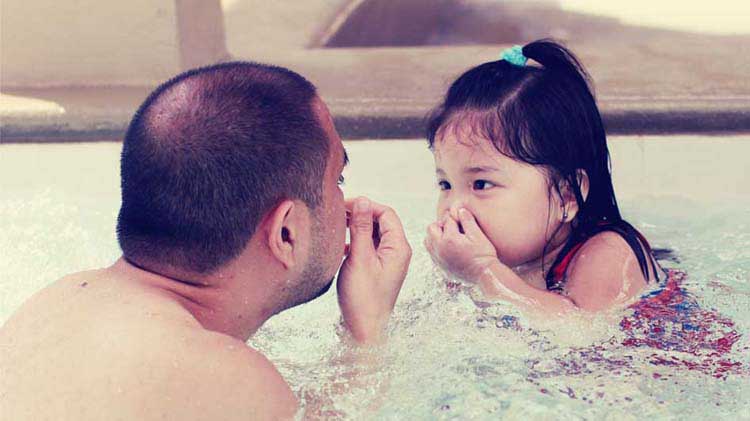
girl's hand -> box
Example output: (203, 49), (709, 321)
(424, 208), (498, 281)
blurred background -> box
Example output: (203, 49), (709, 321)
(1, 0), (749, 140)
(2, 4), (750, 419)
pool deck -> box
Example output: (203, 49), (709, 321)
(2, 36), (750, 142)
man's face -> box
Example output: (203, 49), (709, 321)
(289, 97), (348, 306)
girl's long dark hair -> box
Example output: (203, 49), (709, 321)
(427, 39), (659, 288)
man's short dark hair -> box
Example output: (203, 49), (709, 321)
(117, 61), (330, 274)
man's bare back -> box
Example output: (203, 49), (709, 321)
(1, 63), (412, 419)
(1, 264), (296, 421)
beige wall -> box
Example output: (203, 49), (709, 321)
(0, 0), (349, 88)
(1, 0), (181, 87)
(221, 0), (347, 55)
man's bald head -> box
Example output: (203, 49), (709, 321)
(117, 62), (330, 274)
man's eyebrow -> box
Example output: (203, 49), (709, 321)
(342, 149), (349, 168)
(435, 168), (446, 175)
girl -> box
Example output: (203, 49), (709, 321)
(424, 39), (662, 313)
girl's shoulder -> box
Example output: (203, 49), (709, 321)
(560, 230), (654, 311)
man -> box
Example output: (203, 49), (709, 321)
(0, 62), (412, 420)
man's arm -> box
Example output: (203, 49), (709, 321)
(337, 197), (412, 344)
(300, 197), (412, 417)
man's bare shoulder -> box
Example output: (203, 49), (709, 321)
(98, 288), (300, 420)
(1, 269), (298, 421)
(153, 329), (299, 420)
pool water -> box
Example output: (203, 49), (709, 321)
(1, 137), (749, 419)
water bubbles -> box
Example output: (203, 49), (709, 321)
(3, 142), (749, 419)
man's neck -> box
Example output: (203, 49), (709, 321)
(110, 257), (272, 341)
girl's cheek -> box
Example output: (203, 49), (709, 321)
(472, 204), (507, 249)
(472, 210), (498, 240)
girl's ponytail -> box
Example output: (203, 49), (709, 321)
(522, 39), (593, 94)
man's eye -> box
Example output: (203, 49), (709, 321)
(338, 175), (345, 186)
(438, 180), (451, 191)
(473, 180), (494, 190)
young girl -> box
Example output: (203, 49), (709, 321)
(424, 39), (662, 313)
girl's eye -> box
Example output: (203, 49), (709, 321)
(473, 180), (495, 190)
(438, 180), (451, 191)
(337, 175), (345, 186)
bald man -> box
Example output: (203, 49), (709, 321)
(0, 62), (412, 420)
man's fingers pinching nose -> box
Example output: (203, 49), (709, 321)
(349, 197), (377, 256)
(350, 197), (373, 230)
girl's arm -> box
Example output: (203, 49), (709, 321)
(475, 260), (577, 314)
(426, 208), (648, 314)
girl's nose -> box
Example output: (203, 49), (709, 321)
(447, 200), (466, 220)
(437, 194), (469, 220)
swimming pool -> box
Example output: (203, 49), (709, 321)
(2, 136), (749, 419)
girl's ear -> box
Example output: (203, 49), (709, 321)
(560, 170), (589, 223)
(577, 169), (590, 203)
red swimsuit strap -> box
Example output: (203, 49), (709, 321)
(548, 221), (655, 291)
(549, 241), (586, 285)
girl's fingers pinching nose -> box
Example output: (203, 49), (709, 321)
(449, 205), (460, 221)
(443, 216), (460, 237)
(458, 208), (482, 238)
(438, 212), (450, 229)
(427, 222), (442, 239)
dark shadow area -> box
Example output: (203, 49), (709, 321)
(324, 0), (744, 47)
(325, 0), (516, 47)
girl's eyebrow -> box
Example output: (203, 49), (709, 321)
(464, 165), (501, 174)
(436, 166), (502, 175)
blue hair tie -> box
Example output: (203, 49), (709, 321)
(501, 45), (527, 67)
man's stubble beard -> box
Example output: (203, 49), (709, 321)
(275, 212), (338, 314)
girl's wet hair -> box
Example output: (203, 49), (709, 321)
(427, 39), (660, 287)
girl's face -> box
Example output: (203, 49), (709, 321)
(433, 129), (566, 269)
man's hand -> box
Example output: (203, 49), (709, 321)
(337, 197), (412, 345)
(424, 208), (498, 281)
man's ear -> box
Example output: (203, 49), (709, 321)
(559, 170), (589, 223)
(264, 200), (302, 270)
